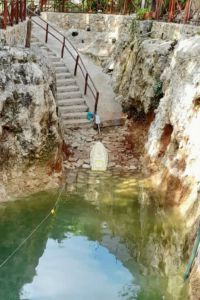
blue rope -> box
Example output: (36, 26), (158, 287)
(183, 227), (200, 281)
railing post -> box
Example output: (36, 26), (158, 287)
(74, 55), (79, 76)
(45, 23), (49, 43)
(94, 92), (99, 115)
(61, 36), (65, 58)
(84, 73), (88, 95)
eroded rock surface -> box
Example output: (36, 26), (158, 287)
(0, 45), (62, 199)
(104, 20), (200, 298)
(146, 37), (200, 215)
(111, 35), (173, 114)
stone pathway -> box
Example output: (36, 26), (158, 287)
(64, 124), (142, 171)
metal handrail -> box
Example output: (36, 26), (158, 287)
(27, 7), (100, 114)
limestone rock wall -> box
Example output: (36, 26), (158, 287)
(143, 37), (200, 300)
(106, 21), (200, 218)
(0, 45), (62, 200)
(110, 34), (173, 113)
(42, 12), (133, 33)
(146, 36), (200, 213)
(105, 19), (200, 299)
(42, 12), (134, 66)
(0, 21), (27, 47)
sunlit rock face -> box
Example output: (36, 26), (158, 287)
(42, 12), (134, 66)
(144, 36), (200, 300)
(111, 35), (173, 114)
(146, 37), (200, 210)
(141, 36), (200, 299)
(0, 46), (62, 198)
(107, 21), (200, 298)
(108, 20), (200, 217)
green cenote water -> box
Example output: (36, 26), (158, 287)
(0, 170), (189, 300)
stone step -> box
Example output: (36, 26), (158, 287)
(57, 91), (82, 100)
(58, 98), (85, 106)
(56, 73), (72, 80)
(48, 52), (57, 57)
(57, 85), (79, 93)
(52, 62), (66, 68)
(31, 41), (44, 47)
(61, 112), (88, 120)
(63, 119), (91, 128)
(55, 66), (68, 73)
(31, 37), (39, 43)
(56, 78), (76, 87)
(40, 46), (52, 53)
(49, 57), (60, 62)
(59, 104), (88, 114)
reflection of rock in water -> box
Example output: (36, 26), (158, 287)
(65, 170), (116, 204)
(64, 170), (188, 299)
(0, 193), (54, 299)
(0, 171), (189, 299)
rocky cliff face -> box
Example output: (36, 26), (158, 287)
(110, 33), (174, 114)
(145, 37), (200, 299)
(0, 45), (62, 200)
(109, 21), (200, 299)
(146, 36), (200, 209)
(108, 21), (200, 219)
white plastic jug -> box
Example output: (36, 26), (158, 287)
(90, 142), (108, 171)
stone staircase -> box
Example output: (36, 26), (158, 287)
(31, 36), (91, 130)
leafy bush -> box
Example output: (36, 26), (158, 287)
(136, 8), (150, 20)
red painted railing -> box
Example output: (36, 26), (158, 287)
(27, 8), (100, 114)
(0, 0), (26, 29)
(155, 0), (193, 23)
(37, 0), (194, 24)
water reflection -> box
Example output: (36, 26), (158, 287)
(0, 170), (189, 300)
(21, 237), (138, 300)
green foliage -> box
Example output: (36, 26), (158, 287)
(152, 79), (163, 109)
(179, 0), (187, 4)
(136, 8), (150, 20)
(153, 80), (163, 97)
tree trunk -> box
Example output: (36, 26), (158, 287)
(141, 0), (146, 9)
(151, 0), (156, 11)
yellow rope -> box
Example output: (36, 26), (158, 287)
(0, 184), (65, 270)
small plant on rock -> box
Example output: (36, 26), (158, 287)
(152, 79), (163, 108)
(136, 8), (150, 20)
(153, 80), (163, 97)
